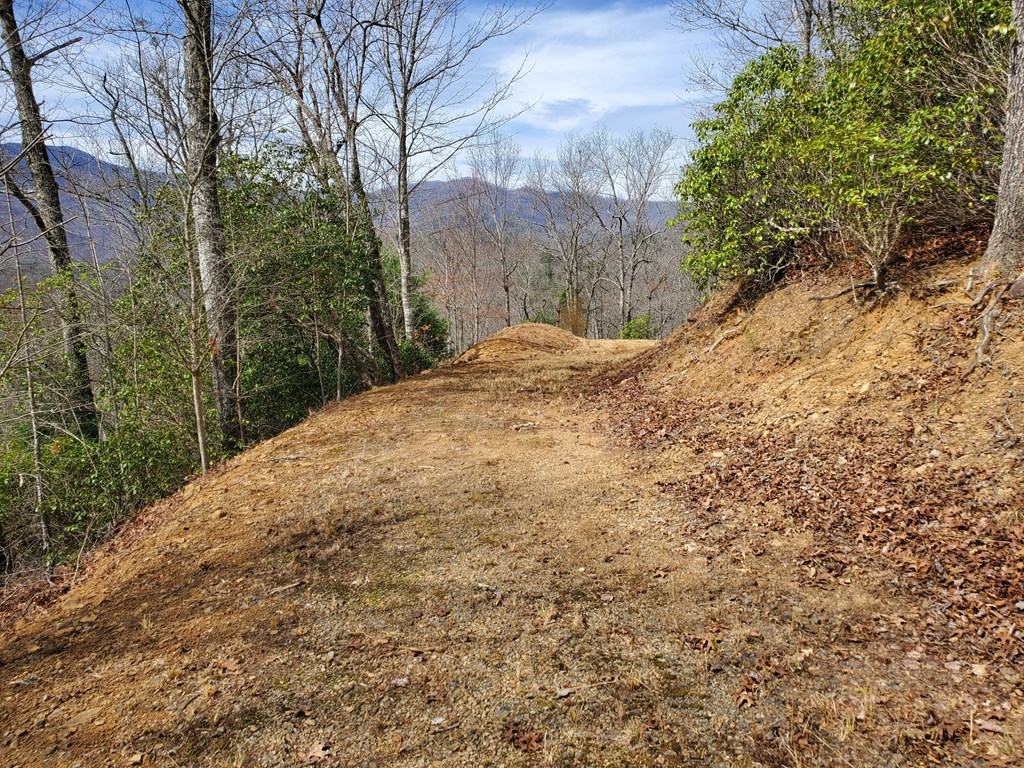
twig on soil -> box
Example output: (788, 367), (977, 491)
(556, 678), (620, 695)
(70, 517), (97, 588)
(1004, 408), (1018, 434)
(269, 580), (306, 594)
(18, 598), (36, 622)
(392, 645), (447, 656)
(706, 326), (743, 356)
(782, 369), (823, 390)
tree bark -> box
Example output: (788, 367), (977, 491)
(983, 0), (1024, 295)
(180, 0), (241, 449)
(347, 120), (403, 380)
(397, 126), (416, 340)
(0, 0), (98, 440)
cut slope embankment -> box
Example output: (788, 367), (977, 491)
(595, 240), (1024, 663)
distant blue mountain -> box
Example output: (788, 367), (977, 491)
(1, 143), (677, 288)
(404, 177), (676, 233)
(0, 143), (141, 281)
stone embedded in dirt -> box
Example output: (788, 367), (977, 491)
(64, 708), (101, 728)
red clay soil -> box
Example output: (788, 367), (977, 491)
(1, 256), (1022, 768)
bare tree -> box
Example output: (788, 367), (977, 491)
(373, 0), (539, 340)
(466, 132), (524, 327)
(178, 0), (241, 449)
(587, 126), (677, 329)
(671, 0), (837, 60)
(83, 11), (218, 467)
(0, 0), (99, 439)
(249, 0), (403, 379)
(528, 132), (604, 334)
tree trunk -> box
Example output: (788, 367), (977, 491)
(503, 280), (512, 328)
(0, 0), (98, 440)
(15, 249), (50, 563)
(346, 120), (403, 380)
(188, 248), (211, 472)
(984, 0), (1024, 295)
(77, 182), (118, 432)
(795, 0), (813, 59)
(397, 134), (416, 339)
(180, 0), (241, 450)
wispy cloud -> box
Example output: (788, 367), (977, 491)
(484, 1), (713, 157)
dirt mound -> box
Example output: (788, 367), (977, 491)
(452, 322), (583, 364)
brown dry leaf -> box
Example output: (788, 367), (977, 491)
(502, 722), (544, 753)
(977, 719), (1005, 734)
(735, 691), (756, 708)
(303, 742), (331, 763)
(925, 711), (962, 743)
(66, 707), (102, 727)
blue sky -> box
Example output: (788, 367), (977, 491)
(6, 0), (713, 180)
(484, 0), (713, 158)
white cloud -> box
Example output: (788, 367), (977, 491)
(482, 1), (714, 155)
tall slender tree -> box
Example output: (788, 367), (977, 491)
(375, 0), (538, 340)
(0, 0), (98, 439)
(466, 133), (524, 327)
(179, 0), (241, 448)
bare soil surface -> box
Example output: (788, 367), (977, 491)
(2, 256), (1023, 767)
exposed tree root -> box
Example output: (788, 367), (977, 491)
(970, 279), (1003, 309)
(962, 281), (1008, 379)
